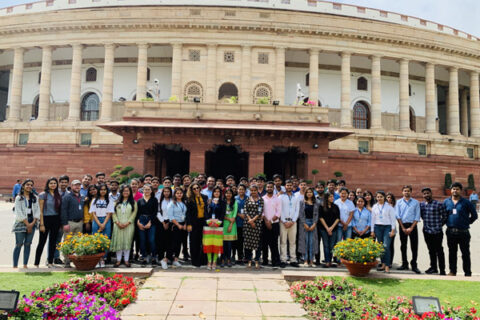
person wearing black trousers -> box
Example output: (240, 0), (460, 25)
(156, 187), (173, 269)
(186, 183), (209, 267)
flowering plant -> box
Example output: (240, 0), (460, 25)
(305, 99), (316, 106)
(58, 232), (110, 256)
(333, 237), (384, 263)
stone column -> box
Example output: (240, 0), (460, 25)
(275, 46), (285, 104)
(171, 42), (182, 99)
(240, 45), (252, 104)
(309, 49), (319, 106)
(8, 47), (25, 122)
(370, 55), (382, 129)
(135, 43), (149, 101)
(425, 63), (437, 133)
(37, 46), (53, 121)
(67, 44), (83, 121)
(470, 71), (480, 138)
(399, 59), (410, 131)
(461, 89), (469, 136)
(101, 43), (115, 120)
(447, 67), (460, 135)
(205, 44), (217, 103)
(340, 52), (351, 128)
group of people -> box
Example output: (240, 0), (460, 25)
(11, 172), (477, 276)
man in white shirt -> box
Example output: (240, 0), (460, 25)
(108, 180), (120, 202)
(201, 176), (215, 200)
(279, 180), (300, 268)
(334, 187), (355, 242)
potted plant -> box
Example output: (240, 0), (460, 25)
(311, 169), (319, 184)
(333, 238), (384, 277)
(467, 174), (476, 196)
(334, 171), (343, 178)
(59, 232), (110, 271)
(444, 173), (452, 196)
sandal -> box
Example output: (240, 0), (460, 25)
(114, 262), (121, 268)
(247, 261), (252, 268)
(125, 261), (131, 268)
(207, 263), (212, 270)
(255, 261), (260, 269)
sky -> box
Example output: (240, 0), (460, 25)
(1, 0), (479, 37)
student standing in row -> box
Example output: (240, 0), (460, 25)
(90, 184), (114, 268)
(244, 185), (264, 269)
(371, 191), (396, 273)
(157, 187), (173, 269)
(352, 196), (371, 239)
(262, 182), (281, 267)
(168, 188), (187, 267)
(319, 192), (339, 268)
(204, 187), (225, 270)
(298, 187), (319, 267)
(279, 180), (299, 268)
(223, 188), (238, 267)
(137, 184), (158, 266)
(233, 184), (247, 264)
(186, 183), (208, 268)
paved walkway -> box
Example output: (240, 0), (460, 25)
(121, 271), (307, 320)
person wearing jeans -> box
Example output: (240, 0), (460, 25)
(90, 184), (114, 267)
(136, 184), (158, 266)
(298, 188), (320, 267)
(12, 179), (40, 268)
(334, 187), (355, 243)
(370, 191), (396, 273)
(168, 188), (187, 267)
(319, 192), (340, 267)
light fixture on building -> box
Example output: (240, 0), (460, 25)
(313, 143), (319, 149)
(272, 100), (280, 106)
(0, 290), (20, 313)
(132, 139), (139, 144)
(412, 296), (441, 316)
(193, 97), (201, 103)
(225, 135), (233, 144)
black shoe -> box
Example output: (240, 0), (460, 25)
(262, 261), (269, 266)
(53, 258), (64, 265)
(440, 270), (446, 276)
(412, 267), (421, 274)
(397, 265), (409, 271)
(425, 268), (438, 274)
(315, 261), (321, 266)
(322, 264), (329, 268)
(290, 262), (299, 268)
(280, 262), (287, 268)
(465, 273), (472, 277)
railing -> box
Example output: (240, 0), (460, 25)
(0, 0), (477, 41)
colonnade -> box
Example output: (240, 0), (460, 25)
(5, 43), (480, 138)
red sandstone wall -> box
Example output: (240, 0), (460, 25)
(0, 145), (123, 196)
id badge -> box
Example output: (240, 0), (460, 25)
(27, 208), (32, 214)
(79, 205), (82, 210)
(453, 208), (457, 215)
(241, 209), (245, 214)
(258, 206), (262, 213)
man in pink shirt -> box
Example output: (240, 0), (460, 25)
(262, 181), (282, 266)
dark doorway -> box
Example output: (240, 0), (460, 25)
(218, 82), (238, 100)
(205, 145), (248, 180)
(437, 86), (447, 135)
(153, 144), (190, 178)
(0, 71), (9, 122)
(264, 147), (306, 180)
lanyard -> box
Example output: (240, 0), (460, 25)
(400, 198), (411, 219)
(378, 204), (385, 218)
(356, 208), (363, 220)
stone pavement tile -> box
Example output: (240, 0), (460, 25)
(256, 290), (293, 302)
(216, 302), (263, 317)
(169, 300), (216, 316)
(137, 288), (177, 301)
(217, 289), (258, 302)
(143, 277), (183, 288)
(122, 300), (172, 315)
(175, 288), (217, 301)
(166, 316), (212, 320)
(122, 316), (166, 320)
(264, 317), (307, 319)
(216, 317), (263, 320)
(260, 302), (306, 317)
(254, 279), (290, 291)
(182, 278), (218, 289)
(218, 279), (255, 290)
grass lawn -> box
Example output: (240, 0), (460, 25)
(0, 272), (113, 297)
(329, 276), (479, 307)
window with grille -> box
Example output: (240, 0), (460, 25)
(80, 92), (100, 121)
(467, 147), (475, 159)
(357, 77), (368, 91)
(184, 81), (203, 102)
(258, 53), (269, 64)
(225, 11), (236, 16)
(86, 67), (97, 82)
(253, 84), (272, 104)
(224, 51), (235, 63)
(353, 101), (370, 129)
(358, 141), (369, 154)
(189, 50), (200, 61)
(80, 133), (92, 146)
(18, 133), (29, 146)
(417, 144), (427, 156)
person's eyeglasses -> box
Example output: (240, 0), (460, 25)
(192, 187), (200, 191)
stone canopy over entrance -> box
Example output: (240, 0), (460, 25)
(99, 114), (352, 181)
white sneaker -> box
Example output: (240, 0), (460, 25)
(95, 263), (101, 269)
(160, 260), (168, 270)
(172, 261), (182, 267)
(100, 261), (105, 268)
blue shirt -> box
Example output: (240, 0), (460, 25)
(352, 207), (371, 233)
(235, 195), (247, 227)
(80, 186), (88, 198)
(12, 183), (21, 198)
(167, 201), (187, 223)
(444, 197), (478, 230)
(201, 188), (213, 200)
(334, 198), (355, 227)
(469, 193), (479, 202)
(395, 198), (421, 223)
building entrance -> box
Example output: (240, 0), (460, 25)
(152, 144), (190, 178)
(205, 145), (248, 180)
(264, 147), (306, 180)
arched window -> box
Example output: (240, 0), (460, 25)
(357, 77), (368, 91)
(184, 81), (204, 102)
(253, 83), (272, 104)
(353, 101), (370, 129)
(305, 73), (309, 86)
(80, 92), (100, 121)
(218, 82), (238, 101)
(32, 95), (39, 120)
(86, 67), (97, 82)
(409, 106), (416, 131)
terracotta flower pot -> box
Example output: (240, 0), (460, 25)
(68, 252), (105, 271)
(340, 258), (377, 277)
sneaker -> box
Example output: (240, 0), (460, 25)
(100, 261), (105, 268)
(160, 260), (168, 270)
(54, 258), (64, 265)
(173, 260), (182, 267)
(64, 262), (71, 268)
(302, 262), (309, 267)
(95, 263), (101, 269)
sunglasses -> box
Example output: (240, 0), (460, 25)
(192, 187), (200, 191)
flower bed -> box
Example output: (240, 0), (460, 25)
(290, 278), (479, 320)
(9, 274), (137, 320)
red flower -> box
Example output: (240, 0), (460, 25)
(24, 307), (30, 312)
